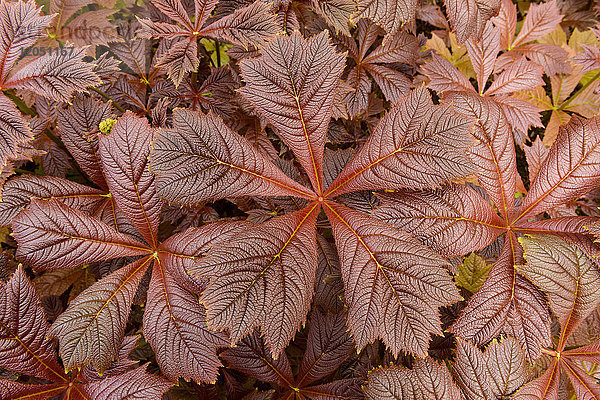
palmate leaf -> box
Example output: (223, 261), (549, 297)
(323, 201), (461, 357)
(451, 233), (551, 361)
(139, 0), (278, 86)
(325, 87), (474, 197)
(200, 1), (280, 49)
(354, 0), (417, 39)
(144, 257), (228, 383)
(512, 236), (600, 400)
(342, 21), (419, 116)
(221, 331), (294, 388)
(445, 0), (501, 43)
(0, 174), (105, 227)
(99, 111), (162, 247)
(364, 358), (460, 400)
(12, 199), (151, 270)
(191, 204), (320, 356)
(0, 94), (34, 178)
(0, 0), (54, 82)
(239, 31), (345, 195)
(222, 310), (358, 399)
(57, 95), (113, 190)
(520, 235), (600, 349)
(150, 108), (316, 205)
(49, 256), (153, 373)
(373, 184), (506, 257)
(515, 116), (600, 222)
(0, 265), (67, 383)
(3, 48), (100, 102)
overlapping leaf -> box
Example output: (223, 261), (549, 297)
(144, 257), (228, 383)
(0, 94), (34, 179)
(0, 175), (105, 226)
(192, 204), (320, 356)
(49, 256), (153, 373)
(99, 111), (162, 247)
(520, 235), (600, 348)
(354, 0), (417, 38)
(57, 95), (112, 190)
(454, 337), (527, 400)
(0, 0), (55, 82)
(3, 48), (100, 102)
(445, 0), (501, 43)
(324, 201), (461, 357)
(373, 184), (506, 257)
(0, 265), (67, 383)
(138, 0), (278, 86)
(451, 234), (551, 361)
(516, 116), (600, 222)
(325, 87), (474, 197)
(239, 31), (346, 194)
(150, 108), (316, 205)
(12, 199), (151, 270)
(364, 358), (460, 400)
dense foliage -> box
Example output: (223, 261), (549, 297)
(1, 0), (600, 399)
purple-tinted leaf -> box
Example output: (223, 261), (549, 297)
(0, 265), (67, 382)
(0, 94), (34, 180)
(324, 201), (461, 357)
(326, 87), (473, 197)
(364, 358), (460, 399)
(0, 1), (54, 82)
(373, 184), (506, 257)
(0, 174), (105, 227)
(12, 199), (150, 270)
(50, 256), (153, 373)
(193, 204), (320, 357)
(78, 365), (172, 400)
(200, 1), (279, 48)
(485, 57), (544, 96)
(221, 331), (294, 387)
(297, 310), (353, 386)
(354, 0), (417, 38)
(144, 257), (228, 383)
(239, 31), (345, 195)
(445, 0), (501, 43)
(99, 112), (162, 247)
(150, 109), (316, 205)
(57, 96), (112, 190)
(421, 53), (475, 93)
(516, 116), (600, 222)
(4, 48), (100, 102)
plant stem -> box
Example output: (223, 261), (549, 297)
(558, 70), (600, 111)
(89, 86), (127, 113)
(3, 90), (38, 116)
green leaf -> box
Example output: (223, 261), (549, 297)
(455, 253), (492, 293)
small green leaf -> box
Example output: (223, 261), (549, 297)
(455, 253), (492, 293)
